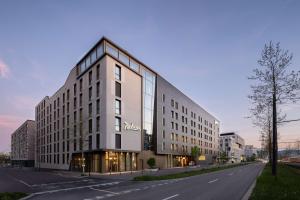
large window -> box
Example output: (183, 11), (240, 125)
(115, 82), (121, 98)
(96, 134), (100, 149)
(115, 99), (121, 115)
(115, 134), (121, 149)
(89, 135), (92, 150)
(89, 87), (92, 101)
(96, 82), (100, 97)
(89, 119), (92, 133)
(115, 65), (121, 80)
(106, 44), (118, 58)
(89, 103), (92, 117)
(89, 71), (92, 85)
(96, 99), (100, 114)
(115, 117), (121, 132)
(96, 116), (100, 132)
(119, 52), (129, 66)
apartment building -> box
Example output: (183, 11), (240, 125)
(11, 120), (36, 167)
(35, 37), (220, 172)
(219, 132), (245, 163)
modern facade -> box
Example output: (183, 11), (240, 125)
(35, 37), (220, 172)
(11, 120), (36, 167)
(219, 132), (245, 163)
(245, 145), (258, 159)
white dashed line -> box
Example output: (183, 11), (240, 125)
(228, 173), (234, 176)
(89, 187), (119, 195)
(162, 194), (179, 200)
(208, 179), (218, 184)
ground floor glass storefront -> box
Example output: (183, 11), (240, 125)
(71, 151), (137, 173)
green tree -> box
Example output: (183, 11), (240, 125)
(220, 151), (229, 164)
(191, 146), (200, 165)
(147, 158), (156, 169)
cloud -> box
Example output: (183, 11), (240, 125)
(0, 115), (24, 129)
(0, 59), (10, 78)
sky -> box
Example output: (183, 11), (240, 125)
(0, 0), (300, 152)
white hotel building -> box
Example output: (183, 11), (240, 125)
(35, 37), (220, 172)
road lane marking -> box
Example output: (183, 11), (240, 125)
(12, 178), (32, 187)
(228, 173), (234, 176)
(162, 194), (179, 200)
(32, 181), (120, 195)
(31, 179), (90, 187)
(90, 187), (119, 195)
(208, 178), (218, 184)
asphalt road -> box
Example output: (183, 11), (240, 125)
(22, 163), (264, 200)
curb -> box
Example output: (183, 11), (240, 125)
(20, 194), (35, 200)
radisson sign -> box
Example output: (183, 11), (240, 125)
(124, 122), (141, 131)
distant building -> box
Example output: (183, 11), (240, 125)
(220, 132), (245, 163)
(245, 145), (258, 159)
(11, 120), (36, 167)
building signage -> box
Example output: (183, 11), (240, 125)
(124, 122), (141, 131)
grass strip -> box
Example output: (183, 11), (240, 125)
(0, 192), (27, 200)
(250, 164), (300, 200)
(133, 163), (249, 181)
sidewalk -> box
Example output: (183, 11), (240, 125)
(53, 162), (247, 181)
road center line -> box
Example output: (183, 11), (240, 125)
(162, 194), (179, 200)
(89, 187), (119, 195)
(208, 178), (218, 184)
(228, 173), (234, 176)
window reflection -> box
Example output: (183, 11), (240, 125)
(119, 52), (129, 66)
(106, 44), (118, 58)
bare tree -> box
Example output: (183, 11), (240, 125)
(248, 41), (300, 176)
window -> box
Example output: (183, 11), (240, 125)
(91, 50), (97, 64)
(89, 135), (92, 150)
(115, 99), (121, 115)
(73, 139), (77, 151)
(119, 52), (129, 66)
(115, 134), (121, 149)
(96, 82), (100, 97)
(106, 44), (118, 58)
(171, 99), (174, 107)
(89, 119), (92, 133)
(115, 117), (121, 132)
(86, 56), (91, 68)
(96, 116), (100, 132)
(79, 94), (82, 107)
(67, 89), (70, 101)
(97, 43), (104, 58)
(96, 99), (100, 114)
(89, 71), (92, 85)
(79, 79), (82, 92)
(89, 103), (92, 117)
(74, 84), (77, 96)
(115, 65), (121, 80)
(130, 59), (139, 71)
(115, 82), (121, 97)
(96, 65), (100, 80)
(162, 94), (165, 102)
(73, 97), (77, 109)
(89, 87), (92, 101)
(96, 134), (100, 149)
